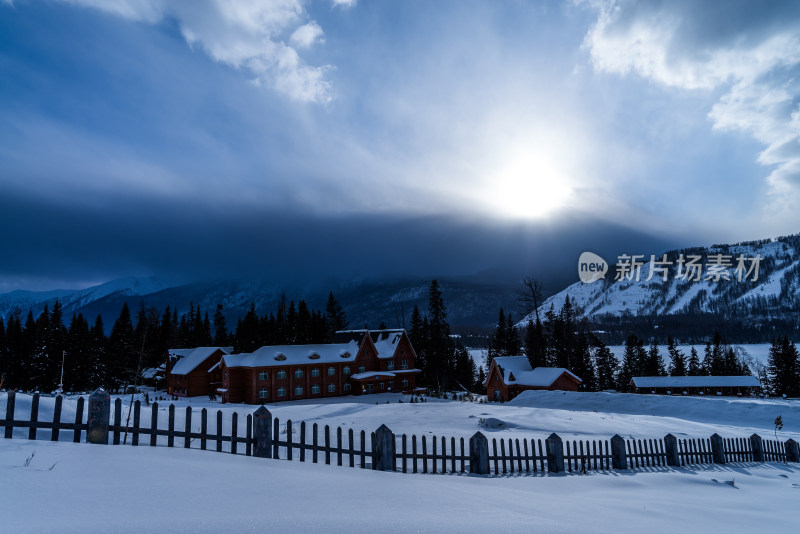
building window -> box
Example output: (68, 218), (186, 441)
(387, 361), (394, 370)
(380, 382), (385, 390)
(277, 387), (287, 397)
(358, 365), (366, 373)
(258, 371), (269, 381)
(311, 368), (320, 377)
(328, 367), (336, 376)
(258, 389), (269, 399)
(343, 366), (351, 375)
(388, 380), (394, 390)
(294, 369), (303, 379)
(294, 386), (304, 396)
(328, 383), (336, 393)
(224, 372), (228, 380)
(277, 370), (287, 380)
(366, 383), (374, 392)
(344, 382), (351, 392)
(311, 384), (320, 394)
(401, 379), (408, 387)
(401, 360), (408, 369)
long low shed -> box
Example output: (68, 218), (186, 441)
(630, 375), (762, 396)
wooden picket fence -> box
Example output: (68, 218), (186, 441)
(2, 390), (799, 476)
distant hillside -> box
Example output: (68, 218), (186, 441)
(0, 276), (524, 331)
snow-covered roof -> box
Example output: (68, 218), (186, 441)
(631, 376), (762, 388)
(350, 371), (397, 380)
(222, 341), (360, 368)
(492, 356), (582, 386)
(169, 347), (231, 375)
(372, 330), (404, 359)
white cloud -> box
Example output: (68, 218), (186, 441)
(52, 0), (334, 103)
(331, 0), (356, 8)
(582, 0), (800, 214)
(290, 21), (324, 49)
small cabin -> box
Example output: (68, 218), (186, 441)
(630, 376), (762, 396)
(484, 356), (582, 402)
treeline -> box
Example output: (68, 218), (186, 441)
(0, 293), (351, 394)
(488, 296), (771, 393)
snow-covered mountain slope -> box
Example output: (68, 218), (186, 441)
(518, 234), (800, 324)
(0, 276), (171, 320)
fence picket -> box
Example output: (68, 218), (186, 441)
(337, 427), (343, 467)
(51, 395), (62, 442)
(300, 422), (306, 462)
(113, 398), (121, 445)
(349, 428), (355, 468)
(185, 407), (192, 449)
(273, 418), (280, 459)
(231, 412), (238, 455)
(149, 402), (157, 447)
(423, 436), (429, 474)
(216, 410), (223, 453)
(460, 437), (465, 473)
(132, 400), (140, 446)
(28, 393), (39, 441)
(200, 408), (207, 450)
(286, 420), (293, 461)
(313, 423), (319, 463)
(246, 414), (252, 456)
(325, 425), (331, 465)
(360, 430), (366, 469)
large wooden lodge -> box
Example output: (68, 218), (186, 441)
(167, 329), (420, 404)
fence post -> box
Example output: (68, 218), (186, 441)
(664, 434), (680, 467)
(786, 439), (800, 463)
(372, 424), (395, 471)
(469, 432), (489, 475)
(610, 435), (627, 470)
(750, 434), (764, 462)
(545, 433), (565, 474)
(87, 388), (110, 445)
(253, 406), (272, 458)
(710, 433), (726, 464)
(4, 391), (15, 439)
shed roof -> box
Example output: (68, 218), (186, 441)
(169, 347), (231, 375)
(221, 341), (360, 368)
(631, 376), (762, 388)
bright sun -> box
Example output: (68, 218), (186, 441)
(486, 150), (573, 220)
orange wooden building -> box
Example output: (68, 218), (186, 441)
(167, 346), (231, 397)
(484, 356), (582, 402)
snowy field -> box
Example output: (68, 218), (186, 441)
(2, 390), (800, 532)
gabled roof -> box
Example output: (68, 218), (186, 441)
(169, 347), (231, 375)
(221, 341), (361, 368)
(491, 356), (582, 387)
(631, 376), (762, 388)
(333, 329), (408, 359)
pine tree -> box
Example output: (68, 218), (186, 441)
(617, 334), (645, 391)
(109, 303), (136, 392)
(667, 337), (687, 376)
(524, 318), (547, 369)
(213, 304), (228, 346)
(572, 332), (596, 390)
(645, 340), (666, 376)
(687, 347), (703, 376)
(593, 339), (619, 391)
(424, 280), (454, 389)
(325, 292), (348, 340)
(767, 336), (800, 397)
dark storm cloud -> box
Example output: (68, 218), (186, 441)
(0, 190), (679, 290)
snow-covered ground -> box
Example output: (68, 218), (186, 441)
(2, 390), (800, 532)
(2, 433), (799, 533)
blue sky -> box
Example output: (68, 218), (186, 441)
(1, 0), (799, 291)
